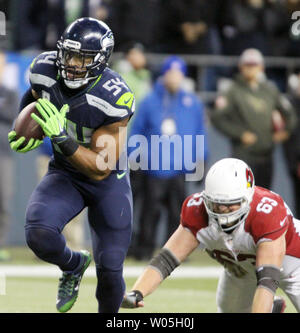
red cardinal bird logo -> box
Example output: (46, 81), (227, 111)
(246, 168), (254, 188)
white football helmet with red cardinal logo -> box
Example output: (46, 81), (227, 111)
(203, 158), (255, 232)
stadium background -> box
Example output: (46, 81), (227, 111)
(0, 0), (298, 313)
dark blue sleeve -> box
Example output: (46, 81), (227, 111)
(29, 51), (58, 95)
(19, 88), (36, 113)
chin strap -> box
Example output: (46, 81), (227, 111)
(63, 78), (89, 89)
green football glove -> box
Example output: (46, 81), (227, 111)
(32, 98), (79, 157)
(8, 130), (43, 153)
(31, 98), (69, 138)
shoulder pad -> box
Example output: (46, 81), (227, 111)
(29, 51), (58, 90)
(245, 187), (290, 243)
(86, 68), (135, 123)
(180, 193), (208, 236)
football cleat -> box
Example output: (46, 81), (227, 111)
(272, 296), (286, 313)
(56, 250), (92, 313)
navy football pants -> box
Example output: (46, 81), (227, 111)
(25, 166), (133, 313)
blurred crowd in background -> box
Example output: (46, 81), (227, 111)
(2, 0), (300, 58)
(0, 0), (300, 261)
(1, 0), (300, 89)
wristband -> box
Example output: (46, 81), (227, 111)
(52, 135), (79, 157)
(131, 290), (144, 305)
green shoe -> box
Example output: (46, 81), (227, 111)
(56, 250), (92, 313)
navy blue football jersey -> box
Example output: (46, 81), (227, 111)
(29, 51), (135, 176)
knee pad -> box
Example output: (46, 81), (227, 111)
(25, 227), (64, 259)
(97, 249), (126, 272)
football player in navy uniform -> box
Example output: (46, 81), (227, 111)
(8, 18), (135, 313)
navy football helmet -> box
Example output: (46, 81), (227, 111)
(56, 17), (114, 89)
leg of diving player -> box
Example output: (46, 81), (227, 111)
(216, 269), (257, 313)
(25, 168), (91, 312)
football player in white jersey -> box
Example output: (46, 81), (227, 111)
(121, 158), (300, 313)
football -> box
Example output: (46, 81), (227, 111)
(14, 101), (44, 144)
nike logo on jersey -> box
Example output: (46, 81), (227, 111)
(124, 96), (133, 105)
(280, 216), (288, 227)
(117, 171), (126, 180)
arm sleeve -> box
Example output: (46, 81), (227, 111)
(19, 88), (36, 113)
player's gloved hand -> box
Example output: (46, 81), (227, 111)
(31, 98), (79, 157)
(121, 290), (144, 308)
(31, 98), (69, 138)
(8, 130), (43, 153)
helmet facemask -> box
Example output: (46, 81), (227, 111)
(57, 41), (107, 89)
(203, 195), (251, 233)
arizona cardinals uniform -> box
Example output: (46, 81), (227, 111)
(181, 186), (300, 312)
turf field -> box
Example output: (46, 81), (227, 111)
(0, 247), (297, 313)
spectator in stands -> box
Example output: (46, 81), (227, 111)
(107, 0), (162, 52)
(0, 52), (18, 261)
(211, 48), (297, 189)
(220, 0), (285, 56)
(283, 72), (300, 217)
(89, 0), (111, 22)
(128, 56), (208, 260)
(12, 0), (90, 51)
(113, 42), (152, 117)
(159, 0), (220, 55)
(159, 0), (222, 91)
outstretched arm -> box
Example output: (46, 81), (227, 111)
(252, 234), (286, 313)
(122, 225), (200, 308)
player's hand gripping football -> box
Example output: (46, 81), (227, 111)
(31, 98), (69, 139)
(8, 130), (43, 153)
(121, 290), (144, 308)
